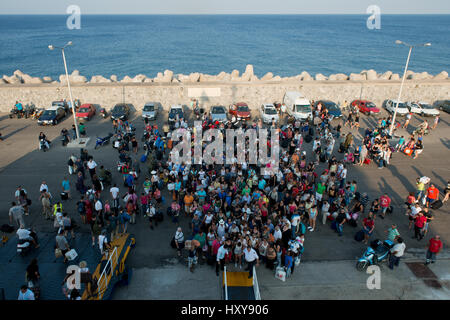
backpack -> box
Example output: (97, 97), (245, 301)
(1, 224), (15, 233)
(77, 201), (86, 213)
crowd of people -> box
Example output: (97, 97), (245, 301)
(7, 99), (448, 300)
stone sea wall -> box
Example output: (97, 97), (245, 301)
(1, 66), (449, 112)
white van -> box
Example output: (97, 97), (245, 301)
(283, 91), (312, 120)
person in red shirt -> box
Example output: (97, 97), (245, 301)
(405, 192), (416, 207)
(362, 216), (375, 244)
(413, 212), (427, 241)
(379, 193), (391, 219)
(426, 235), (443, 264)
(426, 184), (439, 207)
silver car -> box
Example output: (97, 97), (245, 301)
(210, 105), (228, 123)
(142, 102), (161, 120)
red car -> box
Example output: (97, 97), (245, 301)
(229, 102), (251, 121)
(76, 103), (96, 120)
(351, 100), (380, 115)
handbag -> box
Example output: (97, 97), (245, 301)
(55, 248), (63, 258)
(275, 266), (286, 282)
(65, 249), (78, 261)
(26, 198), (32, 206)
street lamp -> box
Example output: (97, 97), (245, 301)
(389, 40), (431, 136)
(48, 41), (80, 140)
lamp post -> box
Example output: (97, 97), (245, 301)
(48, 41), (80, 141)
(389, 40), (431, 136)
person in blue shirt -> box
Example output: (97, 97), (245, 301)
(18, 285), (35, 300)
(62, 177), (71, 199)
(284, 250), (293, 278)
(15, 101), (23, 111)
(258, 178), (266, 190)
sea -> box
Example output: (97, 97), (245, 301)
(0, 14), (449, 79)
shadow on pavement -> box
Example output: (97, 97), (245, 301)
(2, 125), (30, 139)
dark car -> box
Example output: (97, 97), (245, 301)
(434, 100), (450, 113)
(110, 103), (132, 121)
(37, 106), (66, 125)
(315, 100), (342, 118)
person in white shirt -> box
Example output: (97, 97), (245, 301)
(273, 226), (282, 242)
(243, 246), (259, 278)
(17, 224), (39, 248)
(18, 285), (35, 300)
(98, 231), (111, 256)
(87, 158), (97, 179)
(389, 237), (406, 270)
(216, 239), (231, 276)
(321, 200), (331, 225)
(174, 227), (184, 256)
(40, 181), (49, 193)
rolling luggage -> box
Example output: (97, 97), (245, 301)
(304, 135), (312, 143)
(431, 200), (443, 210)
(354, 230), (364, 242)
(319, 153), (326, 163)
(60, 192), (68, 200)
(140, 154), (147, 163)
(403, 148), (413, 156)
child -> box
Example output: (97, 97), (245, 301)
(396, 136), (405, 152)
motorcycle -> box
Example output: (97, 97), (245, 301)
(99, 170), (112, 187)
(39, 139), (50, 152)
(100, 108), (108, 119)
(95, 133), (113, 150)
(17, 230), (38, 256)
(356, 239), (394, 271)
(9, 108), (24, 119)
(194, 106), (205, 120)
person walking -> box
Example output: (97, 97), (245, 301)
(379, 193), (391, 219)
(174, 227), (185, 257)
(385, 224), (400, 242)
(62, 177), (71, 199)
(425, 235), (443, 265)
(18, 285), (35, 300)
(425, 184), (439, 208)
(362, 216), (375, 244)
(243, 245), (259, 279)
(55, 229), (71, 263)
(389, 237), (406, 270)
(413, 212), (427, 241)
(216, 240), (230, 276)
(431, 114), (440, 130)
(39, 190), (52, 220)
(9, 202), (25, 227)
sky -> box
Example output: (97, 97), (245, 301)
(1, 0), (450, 14)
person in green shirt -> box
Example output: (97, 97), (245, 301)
(242, 185), (251, 196)
(78, 122), (86, 136)
(193, 230), (207, 259)
(315, 182), (326, 202)
(385, 224), (400, 242)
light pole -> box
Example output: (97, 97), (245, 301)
(389, 40), (431, 136)
(48, 41), (80, 141)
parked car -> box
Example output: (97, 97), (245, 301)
(314, 100), (342, 118)
(350, 100), (380, 115)
(407, 102), (440, 117)
(110, 103), (132, 121)
(210, 105), (228, 123)
(283, 91), (312, 120)
(260, 104), (279, 124)
(142, 102), (161, 120)
(384, 99), (409, 116)
(168, 104), (184, 125)
(52, 99), (80, 114)
(433, 100), (450, 113)
(229, 102), (251, 121)
(76, 103), (96, 120)
(37, 106), (66, 125)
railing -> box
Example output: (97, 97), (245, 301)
(96, 246), (118, 299)
(223, 266), (228, 300)
(252, 266), (261, 300)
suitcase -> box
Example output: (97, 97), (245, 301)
(320, 153), (326, 163)
(354, 230), (365, 242)
(404, 148), (413, 156)
(140, 154), (147, 163)
(304, 135), (312, 143)
(431, 200), (443, 210)
(60, 192), (68, 200)
(364, 158), (371, 165)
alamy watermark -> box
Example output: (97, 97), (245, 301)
(169, 122), (280, 175)
(366, 265), (381, 289)
(66, 5), (81, 30)
(66, 265), (81, 290)
(366, 5), (381, 30)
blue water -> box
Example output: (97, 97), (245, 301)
(0, 15), (449, 79)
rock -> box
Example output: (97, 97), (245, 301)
(220, 73), (231, 81)
(132, 74), (146, 83)
(261, 72), (273, 81)
(230, 69), (240, 80)
(434, 71), (448, 80)
(90, 75), (111, 83)
(144, 78), (153, 83)
(363, 69), (377, 81)
(4, 74), (23, 84)
(390, 73), (400, 81)
(216, 71), (228, 80)
(0, 78), (7, 84)
(22, 75), (43, 84)
(300, 71), (313, 81)
(315, 73), (328, 81)
(153, 72), (164, 82)
(406, 70), (415, 79)
(188, 72), (200, 82)
(272, 76), (281, 81)
(379, 71), (392, 80)
(172, 78), (179, 83)
(349, 73), (366, 81)
(329, 73), (348, 81)
(71, 75), (87, 83)
(199, 74), (211, 82)
(120, 75), (134, 83)
(13, 69), (25, 77)
(162, 70), (173, 82)
(110, 75), (118, 82)
(240, 64), (254, 81)
(42, 76), (53, 83)
(71, 70), (80, 77)
(250, 75), (258, 82)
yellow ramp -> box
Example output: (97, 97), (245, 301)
(223, 271), (253, 287)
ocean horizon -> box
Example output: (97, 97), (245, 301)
(0, 14), (449, 79)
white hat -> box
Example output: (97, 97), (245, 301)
(219, 219), (225, 225)
(151, 170), (157, 175)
